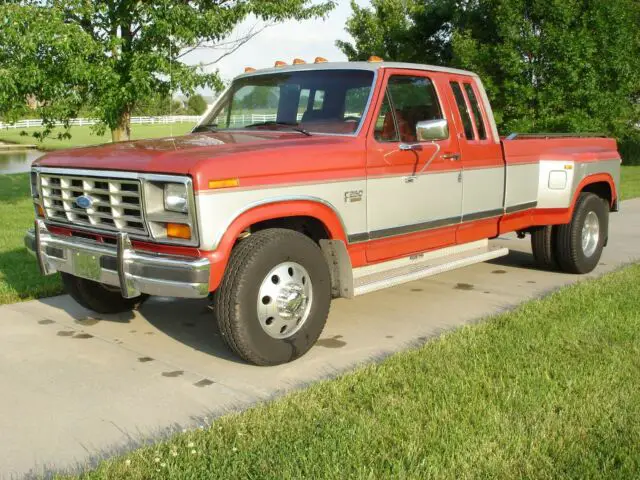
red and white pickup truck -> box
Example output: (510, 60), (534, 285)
(26, 58), (621, 365)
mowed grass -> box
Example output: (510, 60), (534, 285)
(0, 174), (62, 304)
(62, 264), (640, 479)
(621, 165), (640, 200)
(0, 123), (195, 151)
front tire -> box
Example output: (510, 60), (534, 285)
(554, 193), (608, 274)
(214, 228), (331, 366)
(61, 273), (148, 314)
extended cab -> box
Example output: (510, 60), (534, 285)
(26, 59), (621, 365)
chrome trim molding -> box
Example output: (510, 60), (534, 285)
(462, 208), (504, 222)
(505, 201), (538, 213)
(25, 221), (210, 299)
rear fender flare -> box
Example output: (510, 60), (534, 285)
(572, 173), (617, 212)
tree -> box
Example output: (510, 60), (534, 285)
(337, 0), (640, 145)
(0, 0), (335, 141)
(187, 94), (208, 116)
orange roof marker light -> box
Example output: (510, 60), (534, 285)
(244, 67), (256, 73)
(274, 60), (287, 67)
(368, 55), (384, 62)
(293, 58), (306, 65)
(314, 57), (328, 64)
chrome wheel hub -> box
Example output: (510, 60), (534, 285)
(581, 211), (600, 258)
(257, 262), (313, 339)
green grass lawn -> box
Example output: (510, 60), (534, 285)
(60, 264), (640, 479)
(0, 166), (639, 306)
(620, 165), (640, 200)
(0, 174), (62, 304)
(0, 123), (195, 151)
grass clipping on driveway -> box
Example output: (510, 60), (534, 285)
(69, 265), (640, 480)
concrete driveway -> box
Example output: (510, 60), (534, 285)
(1, 199), (639, 479)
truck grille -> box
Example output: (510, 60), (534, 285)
(40, 173), (147, 235)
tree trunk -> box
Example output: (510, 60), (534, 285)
(111, 110), (131, 142)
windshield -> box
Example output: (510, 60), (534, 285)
(198, 69), (375, 135)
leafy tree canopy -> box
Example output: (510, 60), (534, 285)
(337, 0), (640, 142)
(0, 0), (335, 141)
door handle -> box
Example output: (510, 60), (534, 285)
(441, 152), (461, 161)
(399, 143), (422, 151)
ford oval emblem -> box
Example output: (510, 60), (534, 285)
(75, 195), (93, 209)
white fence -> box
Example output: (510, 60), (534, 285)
(0, 115), (203, 130)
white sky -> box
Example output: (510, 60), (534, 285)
(182, 0), (371, 95)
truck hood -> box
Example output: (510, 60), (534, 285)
(33, 130), (334, 175)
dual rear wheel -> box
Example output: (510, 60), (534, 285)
(531, 192), (608, 274)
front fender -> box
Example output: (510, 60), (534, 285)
(200, 197), (348, 291)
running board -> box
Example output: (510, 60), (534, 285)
(352, 241), (509, 296)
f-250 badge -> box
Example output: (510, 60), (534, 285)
(344, 190), (364, 203)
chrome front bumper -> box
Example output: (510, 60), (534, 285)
(25, 220), (210, 299)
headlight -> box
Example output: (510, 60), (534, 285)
(164, 183), (188, 213)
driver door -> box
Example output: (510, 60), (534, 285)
(365, 70), (463, 262)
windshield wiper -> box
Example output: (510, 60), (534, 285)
(192, 123), (218, 133)
(244, 121), (312, 136)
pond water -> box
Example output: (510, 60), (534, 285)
(0, 150), (45, 175)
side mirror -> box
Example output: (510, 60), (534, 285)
(416, 119), (449, 142)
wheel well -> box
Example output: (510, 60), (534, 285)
(581, 181), (612, 208)
(249, 216), (330, 244)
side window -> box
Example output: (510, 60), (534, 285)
(464, 83), (487, 140)
(297, 88), (311, 118)
(374, 94), (398, 142)
(375, 75), (443, 143)
(450, 81), (475, 140)
(312, 90), (325, 110)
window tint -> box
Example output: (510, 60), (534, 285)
(201, 69), (374, 135)
(344, 86), (370, 120)
(450, 81), (475, 140)
(375, 75), (443, 143)
(464, 83), (487, 140)
(297, 88), (311, 117)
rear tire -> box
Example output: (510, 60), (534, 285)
(554, 193), (608, 274)
(61, 273), (148, 314)
(530, 225), (557, 269)
(213, 228), (331, 366)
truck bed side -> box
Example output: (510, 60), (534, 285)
(501, 136), (621, 216)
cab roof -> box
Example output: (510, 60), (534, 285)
(235, 61), (478, 80)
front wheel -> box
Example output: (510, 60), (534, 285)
(61, 273), (148, 314)
(214, 228), (331, 366)
(554, 192), (608, 274)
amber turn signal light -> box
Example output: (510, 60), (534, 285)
(167, 223), (191, 240)
(35, 204), (45, 218)
(314, 57), (328, 63)
(208, 178), (239, 189)
(368, 55), (384, 62)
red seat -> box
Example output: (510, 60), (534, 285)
(380, 110), (416, 142)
